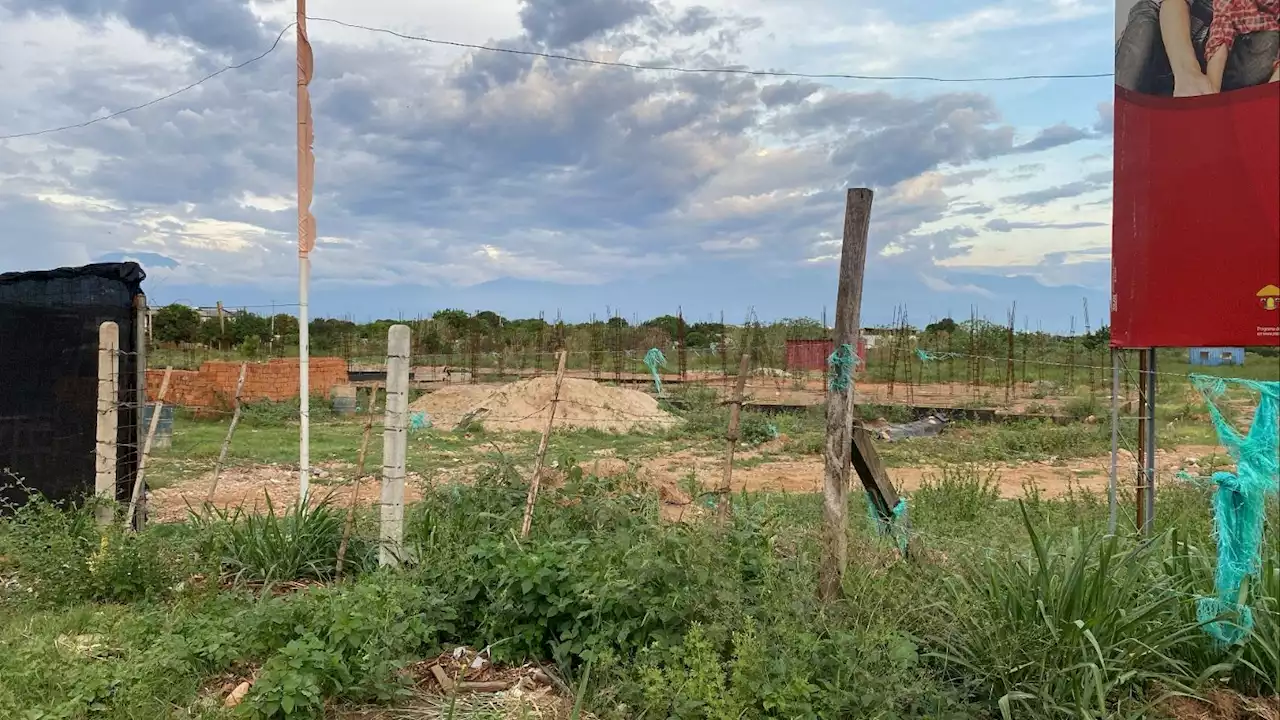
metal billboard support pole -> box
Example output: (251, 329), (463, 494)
(1142, 348), (1157, 535)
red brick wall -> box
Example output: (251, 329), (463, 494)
(147, 358), (349, 410)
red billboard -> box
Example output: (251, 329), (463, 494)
(1111, 0), (1279, 348)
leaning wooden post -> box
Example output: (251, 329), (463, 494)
(205, 363), (248, 506)
(338, 383), (381, 579)
(95, 322), (120, 526)
(521, 349), (568, 539)
(124, 367), (171, 531)
(717, 353), (751, 521)
(380, 326), (411, 567)
(820, 188), (873, 602)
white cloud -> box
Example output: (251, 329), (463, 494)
(0, 0), (1114, 315)
(699, 236), (760, 252)
(919, 273), (996, 298)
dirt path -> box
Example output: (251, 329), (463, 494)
(147, 462), (426, 523)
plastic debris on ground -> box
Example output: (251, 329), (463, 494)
(872, 414), (947, 443)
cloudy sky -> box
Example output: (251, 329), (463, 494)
(0, 0), (1116, 327)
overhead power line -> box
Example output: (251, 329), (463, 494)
(311, 17), (1114, 83)
(0, 16), (1114, 142)
(0, 24), (295, 141)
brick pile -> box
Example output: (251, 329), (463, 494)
(146, 357), (349, 410)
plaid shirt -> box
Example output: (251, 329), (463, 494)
(1206, 0), (1280, 60)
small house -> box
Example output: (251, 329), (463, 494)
(1189, 347), (1245, 366)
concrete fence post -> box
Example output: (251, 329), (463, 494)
(380, 324), (411, 567)
(96, 322), (120, 526)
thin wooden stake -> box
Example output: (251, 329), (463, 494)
(124, 367), (171, 531)
(718, 353), (751, 521)
(821, 188), (873, 602)
(521, 349), (567, 539)
(205, 363), (248, 505)
(337, 383), (380, 579)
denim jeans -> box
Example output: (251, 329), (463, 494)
(1115, 0), (1277, 94)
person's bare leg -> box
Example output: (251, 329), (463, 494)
(1206, 47), (1229, 91)
(1162, 0), (1216, 95)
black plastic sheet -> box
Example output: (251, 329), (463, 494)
(0, 263), (144, 509)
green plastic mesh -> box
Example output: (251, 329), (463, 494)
(916, 348), (962, 362)
(827, 343), (856, 392)
(864, 493), (910, 555)
(1187, 374), (1279, 644)
(643, 348), (667, 396)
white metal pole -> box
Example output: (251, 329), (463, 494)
(296, 0), (313, 504)
(1108, 349), (1119, 535)
(299, 255), (310, 502)
(1143, 348), (1157, 535)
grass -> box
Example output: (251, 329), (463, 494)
(3, 464), (1278, 720)
(6, 370), (1276, 719)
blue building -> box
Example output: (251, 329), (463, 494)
(1189, 347), (1245, 366)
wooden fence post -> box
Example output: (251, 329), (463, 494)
(95, 322), (120, 526)
(820, 188), (873, 602)
(717, 353), (751, 521)
(521, 349), (568, 538)
(124, 367), (171, 531)
(206, 363), (248, 505)
(380, 326), (410, 567)
(338, 383), (381, 578)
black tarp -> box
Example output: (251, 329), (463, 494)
(0, 262), (145, 509)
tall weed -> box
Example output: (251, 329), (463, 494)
(927, 505), (1203, 718)
(194, 493), (374, 584)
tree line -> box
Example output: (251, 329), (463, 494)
(151, 303), (1113, 361)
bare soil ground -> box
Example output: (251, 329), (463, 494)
(149, 440), (1230, 524)
(148, 461), (426, 523)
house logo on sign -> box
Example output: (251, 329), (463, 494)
(1259, 285), (1280, 311)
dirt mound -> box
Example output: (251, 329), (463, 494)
(410, 377), (679, 433)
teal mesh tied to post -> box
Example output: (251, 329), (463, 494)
(643, 348), (667, 396)
(1187, 374), (1279, 645)
(864, 493), (911, 555)
(827, 343), (857, 392)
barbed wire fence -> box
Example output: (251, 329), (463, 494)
(110, 306), (1272, 562)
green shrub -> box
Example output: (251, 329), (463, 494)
(1062, 394), (1101, 421)
(239, 395), (335, 426)
(0, 494), (199, 606)
(737, 412), (778, 447)
(911, 464), (1001, 526)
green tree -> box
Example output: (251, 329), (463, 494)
(1082, 325), (1111, 350)
(780, 317), (825, 340)
(642, 315), (685, 343)
(686, 322), (724, 349)
(925, 318), (958, 335)
(228, 312), (271, 344)
(152, 304), (201, 343)
(271, 313), (299, 339)
(432, 309), (471, 335)
(473, 310), (505, 329)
